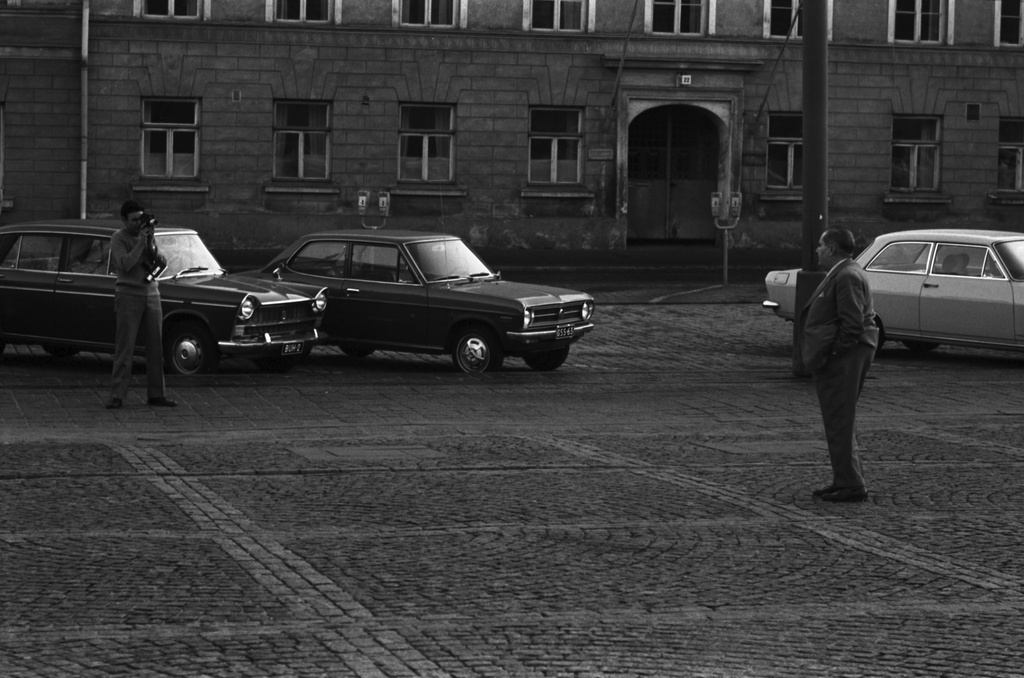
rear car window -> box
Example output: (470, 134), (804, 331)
(865, 241), (931, 273)
(994, 240), (1024, 280)
(0, 234), (62, 272)
(289, 240), (350, 277)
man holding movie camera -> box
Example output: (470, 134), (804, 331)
(105, 200), (176, 409)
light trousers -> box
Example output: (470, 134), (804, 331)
(110, 291), (165, 401)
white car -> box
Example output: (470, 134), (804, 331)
(763, 229), (1024, 353)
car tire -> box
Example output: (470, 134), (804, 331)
(341, 346), (375, 358)
(164, 320), (219, 375)
(902, 340), (940, 353)
(451, 326), (504, 374)
(522, 347), (570, 371)
(42, 345), (80, 358)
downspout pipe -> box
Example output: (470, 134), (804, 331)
(610, 0), (642, 109)
(79, 0), (90, 219)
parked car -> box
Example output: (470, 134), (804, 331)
(0, 220), (328, 374)
(763, 228), (1024, 354)
(255, 230), (595, 373)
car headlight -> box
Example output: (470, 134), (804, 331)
(237, 295), (256, 321)
(312, 289), (327, 314)
(522, 307), (534, 329)
(581, 300), (594, 321)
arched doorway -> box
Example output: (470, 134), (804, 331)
(627, 105), (719, 241)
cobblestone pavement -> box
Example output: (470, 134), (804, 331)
(2, 282), (1024, 677)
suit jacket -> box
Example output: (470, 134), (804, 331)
(799, 258), (879, 372)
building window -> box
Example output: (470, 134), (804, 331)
(273, 102), (330, 180)
(529, 108), (582, 184)
(143, 0), (200, 17)
(142, 100), (199, 178)
(650, 0), (703, 35)
(893, 0), (942, 43)
(275, 0), (328, 21)
(768, 0), (801, 37)
(891, 117), (940, 191)
(998, 119), (1024, 191)
(399, 105), (453, 183)
(1000, 0), (1024, 45)
(531, 0), (583, 30)
(766, 114), (802, 189)
(401, 0), (455, 26)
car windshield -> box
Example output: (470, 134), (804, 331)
(154, 233), (225, 279)
(994, 240), (1024, 280)
(406, 239), (494, 282)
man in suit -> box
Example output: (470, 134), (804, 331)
(799, 228), (878, 502)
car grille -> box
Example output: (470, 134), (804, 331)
(531, 302), (588, 326)
(236, 302), (319, 341)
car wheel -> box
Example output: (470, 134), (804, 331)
(164, 320), (219, 375)
(902, 340), (940, 353)
(451, 326), (504, 374)
(42, 345), (80, 358)
(341, 346), (375, 358)
(522, 347), (570, 371)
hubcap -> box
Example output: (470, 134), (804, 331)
(174, 338), (201, 372)
(459, 337), (488, 371)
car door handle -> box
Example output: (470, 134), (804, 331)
(57, 277), (74, 284)
(345, 288), (360, 294)
(923, 282), (939, 288)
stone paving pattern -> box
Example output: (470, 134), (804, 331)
(2, 283), (1024, 676)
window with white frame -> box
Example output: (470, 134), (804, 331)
(401, 0), (455, 26)
(999, 1), (1024, 45)
(766, 114), (802, 189)
(998, 119), (1024, 191)
(142, 100), (199, 178)
(273, 102), (330, 180)
(529, 108), (582, 184)
(893, 0), (943, 42)
(891, 117), (940, 191)
(768, 0), (801, 37)
(143, 0), (200, 18)
(531, 0), (584, 30)
(650, 0), (704, 35)
(275, 0), (328, 21)
(399, 105), (454, 183)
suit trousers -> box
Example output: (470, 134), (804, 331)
(110, 291), (165, 401)
(811, 343), (874, 489)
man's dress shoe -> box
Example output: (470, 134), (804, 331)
(820, 486), (869, 503)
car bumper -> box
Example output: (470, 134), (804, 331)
(762, 300), (793, 320)
(507, 323), (594, 344)
(218, 328), (324, 356)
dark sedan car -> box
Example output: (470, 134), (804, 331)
(0, 220), (328, 374)
(257, 230), (595, 373)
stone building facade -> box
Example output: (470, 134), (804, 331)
(3, 0), (1024, 253)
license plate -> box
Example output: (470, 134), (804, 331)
(282, 342), (303, 355)
(555, 325), (574, 339)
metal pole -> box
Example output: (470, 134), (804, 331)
(793, 0), (828, 376)
(802, 0), (828, 268)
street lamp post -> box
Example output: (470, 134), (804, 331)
(793, 0), (829, 376)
